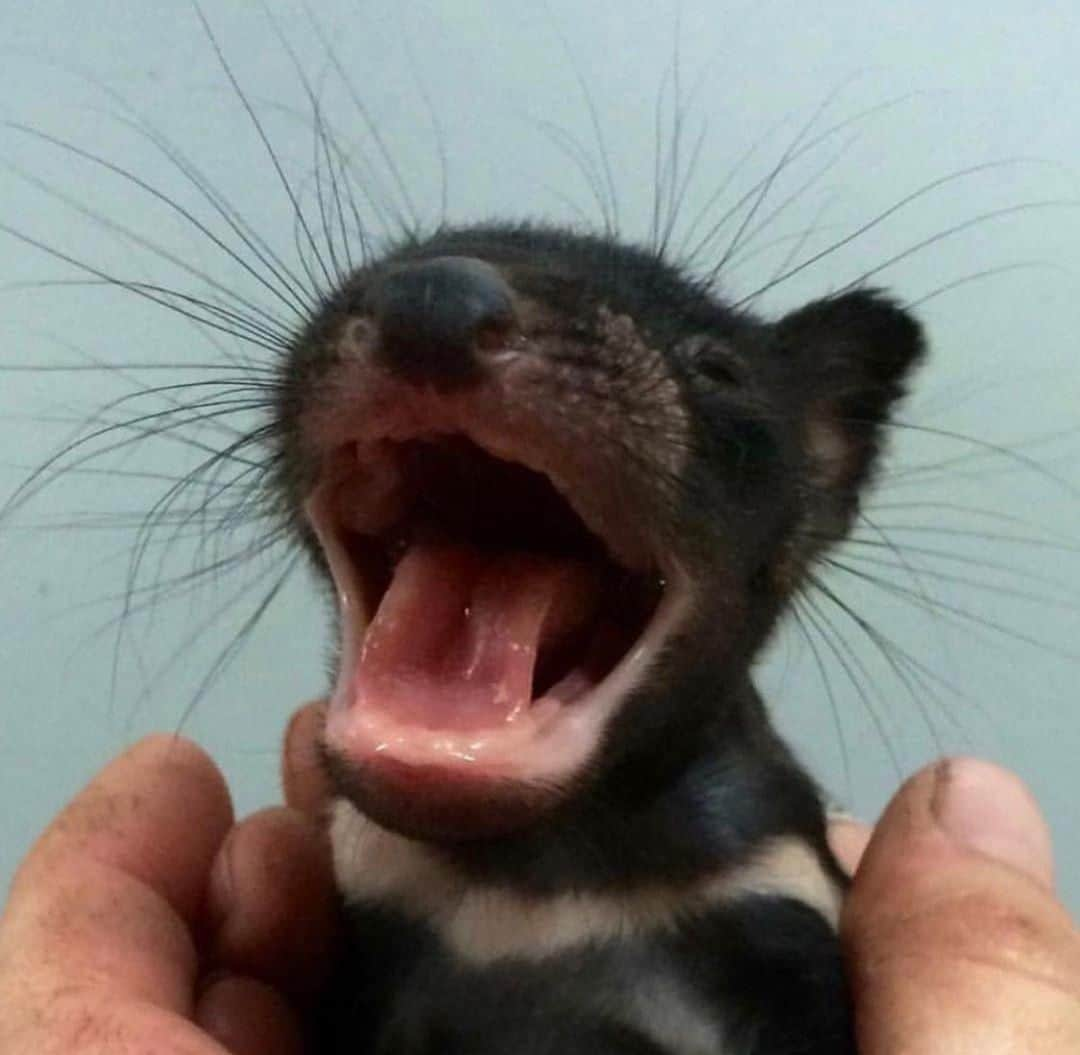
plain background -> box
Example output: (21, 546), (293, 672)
(1, 1), (1079, 911)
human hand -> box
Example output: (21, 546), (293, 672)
(831, 757), (1080, 1052)
(0, 708), (336, 1055)
(6, 713), (1079, 1055)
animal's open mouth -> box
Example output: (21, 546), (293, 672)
(307, 423), (689, 835)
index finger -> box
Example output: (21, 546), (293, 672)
(1, 736), (233, 1018)
(282, 700), (334, 819)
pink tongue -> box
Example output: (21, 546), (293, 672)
(353, 543), (598, 731)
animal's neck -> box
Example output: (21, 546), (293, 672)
(330, 799), (843, 967)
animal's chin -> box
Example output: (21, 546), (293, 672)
(307, 432), (689, 842)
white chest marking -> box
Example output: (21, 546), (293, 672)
(331, 802), (842, 966)
(626, 974), (730, 1055)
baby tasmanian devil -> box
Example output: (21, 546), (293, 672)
(277, 223), (925, 1053)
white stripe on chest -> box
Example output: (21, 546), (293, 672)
(331, 801), (842, 966)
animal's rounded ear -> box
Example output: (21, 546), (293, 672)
(773, 289), (926, 511)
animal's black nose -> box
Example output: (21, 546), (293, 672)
(367, 256), (516, 385)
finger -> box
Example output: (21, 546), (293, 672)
(282, 700), (334, 819)
(0, 737), (235, 1051)
(2, 999), (231, 1055)
(1, 737), (233, 1013)
(15, 734), (233, 924)
(827, 817), (872, 875)
(205, 807), (338, 1004)
(843, 757), (1080, 1054)
(196, 974), (306, 1055)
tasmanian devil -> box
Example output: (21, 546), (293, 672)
(272, 221), (925, 1053)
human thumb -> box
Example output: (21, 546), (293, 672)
(843, 757), (1080, 1053)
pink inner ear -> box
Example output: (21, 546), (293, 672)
(352, 542), (600, 732)
(803, 405), (855, 490)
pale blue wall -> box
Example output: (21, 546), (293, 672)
(2, 1), (1079, 907)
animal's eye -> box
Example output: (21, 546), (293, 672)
(681, 336), (744, 388)
(698, 357), (741, 387)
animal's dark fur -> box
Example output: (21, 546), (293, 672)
(324, 897), (850, 1054)
(278, 224), (923, 1051)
